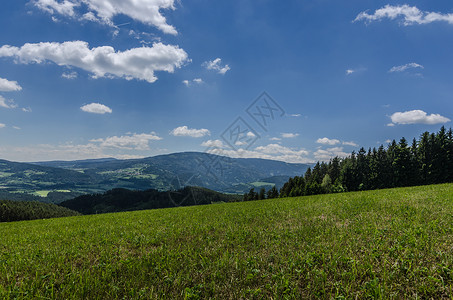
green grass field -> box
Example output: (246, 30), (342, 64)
(1, 184), (453, 299)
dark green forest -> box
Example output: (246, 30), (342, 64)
(271, 127), (453, 199)
(0, 200), (80, 222)
(60, 186), (242, 215)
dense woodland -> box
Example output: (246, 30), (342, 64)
(0, 200), (80, 222)
(60, 186), (242, 215)
(245, 127), (453, 200)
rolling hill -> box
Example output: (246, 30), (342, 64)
(0, 152), (310, 202)
(1, 184), (452, 298)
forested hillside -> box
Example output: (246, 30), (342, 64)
(0, 200), (80, 222)
(60, 186), (242, 215)
(279, 127), (453, 198)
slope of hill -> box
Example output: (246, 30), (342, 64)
(59, 186), (242, 215)
(1, 184), (452, 298)
(0, 200), (80, 222)
(0, 152), (310, 202)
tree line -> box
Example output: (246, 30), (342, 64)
(0, 200), (80, 222)
(60, 186), (242, 215)
(244, 127), (453, 200)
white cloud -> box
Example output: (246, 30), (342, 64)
(34, 0), (78, 17)
(389, 63), (424, 73)
(207, 143), (311, 164)
(13, 126), (21, 130)
(342, 141), (358, 147)
(62, 71), (78, 79)
(346, 69), (355, 75)
(314, 147), (349, 161)
(201, 139), (225, 148)
(202, 58), (230, 75)
(91, 132), (162, 150)
(355, 5), (453, 26)
(0, 96), (18, 109)
(0, 77), (22, 92)
(183, 78), (203, 87)
(170, 126), (210, 138)
(33, 0), (178, 35)
(80, 103), (112, 114)
(316, 137), (340, 145)
(288, 113), (301, 117)
(269, 137), (281, 141)
(0, 123), (5, 129)
(22, 107), (32, 113)
(389, 110), (450, 125)
(0, 41), (189, 83)
(385, 139), (392, 143)
(281, 133), (299, 138)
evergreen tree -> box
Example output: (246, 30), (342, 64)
(267, 186), (279, 199)
(328, 157), (341, 184)
(321, 174), (332, 193)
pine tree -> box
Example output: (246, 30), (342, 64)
(328, 157), (341, 184)
(267, 186), (279, 199)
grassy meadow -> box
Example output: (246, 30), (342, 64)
(1, 184), (453, 299)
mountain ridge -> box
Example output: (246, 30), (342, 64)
(0, 152), (311, 202)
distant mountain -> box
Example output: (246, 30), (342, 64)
(0, 152), (310, 202)
(59, 186), (242, 215)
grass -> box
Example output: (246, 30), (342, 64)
(31, 190), (71, 197)
(33, 190), (52, 197)
(250, 181), (275, 188)
(1, 184), (453, 299)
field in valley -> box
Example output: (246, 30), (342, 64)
(1, 184), (453, 299)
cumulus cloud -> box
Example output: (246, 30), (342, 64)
(34, 0), (78, 17)
(0, 77), (22, 92)
(80, 103), (112, 114)
(207, 143), (311, 164)
(346, 69), (355, 75)
(183, 78), (203, 87)
(0, 41), (189, 83)
(22, 107), (32, 113)
(314, 147), (349, 161)
(269, 137), (282, 141)
(316, 137), (340, 145)
(202, 58), (230, 75)
(281, 133), (299, 138)
(201, 139), (225, 148)
(354, 5), (453, 26)
(62, 71), (78, 79)
(0, 123), (5, 128)
(343, 141), (358, 147)
(389, 63), (424, 73)
(170, 126), (210, 138)
(389, 110), (450, 125)
(33, 0), (178, 35)
(91, 132), (162, 150)
(0, 96), (18, 109)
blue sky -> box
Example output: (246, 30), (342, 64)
(0, 0), (452, 163)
